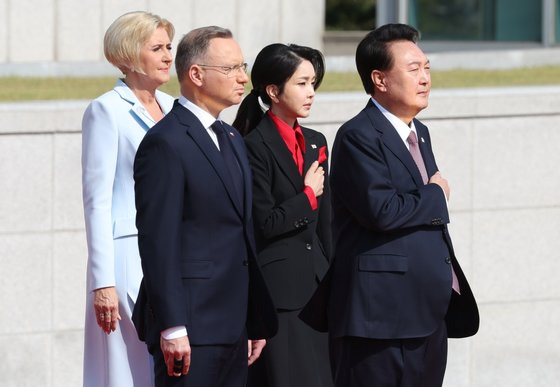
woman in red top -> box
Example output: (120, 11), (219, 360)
(233, 44), (332, 387)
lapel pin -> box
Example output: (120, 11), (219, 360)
(421, 137), (425, 143)
(229, 131), (234, 137)
(311, 144), (317, 149)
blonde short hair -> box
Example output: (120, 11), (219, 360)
(104, 11), (174, 74)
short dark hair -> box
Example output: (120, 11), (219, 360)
(232, 43), (325, 136)
(356, 23), (420, 95)
(175, 26), (233, 82)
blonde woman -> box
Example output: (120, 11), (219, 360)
(82, 11), (174, 387)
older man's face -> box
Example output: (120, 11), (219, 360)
(197, 37), (249, 116)
(378, 40), (431, 122)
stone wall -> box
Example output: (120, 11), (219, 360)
(1, 86), (560, 385)
(0, 0), (324, 75)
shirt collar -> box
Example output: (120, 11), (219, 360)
(371, 97), (417, 146)
(267, 110), (304, 152)
(178, 95), (218, 129)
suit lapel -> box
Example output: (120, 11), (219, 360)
(302, 127), (319, 173)
(365, 101), (425, 187)
(113, 80), (158, 130)
(415, 121), (438, 177)
(258, 116), (303, 191)
(173, 104), (243, 217)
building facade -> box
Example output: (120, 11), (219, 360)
(0, 0), (324, 76)
(378, 0), (559, 48)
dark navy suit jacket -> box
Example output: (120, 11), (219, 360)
(303, 100), (478, 339)
(132, 101), (277, 349)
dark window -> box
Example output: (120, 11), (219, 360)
(326, 0), (376, 31)
(409, 0), (542, 41)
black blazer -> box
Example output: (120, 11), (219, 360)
(244, 115), (332, 310)
(302, 100), (478, 339)
(132, 101), (277, 348)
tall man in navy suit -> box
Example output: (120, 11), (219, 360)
(327, 24), (479, 386)
(133, 26), (277, 387)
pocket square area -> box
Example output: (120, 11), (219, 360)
(318, 146), (327, 164)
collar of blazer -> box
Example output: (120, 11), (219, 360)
(113, 79), (173, 129)
(256, 114), (319, 192)
(171, 101), (246, 218)
(364, 100), (432, 187)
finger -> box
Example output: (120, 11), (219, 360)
(248, 343), (263, 365)
(97, 310), (109, 330)
(310, 160), (319, 171)
(104, 312), (112, 327)
(166, 355), (175, 376)
(182, 352), (191, 375)
(247, 340), (252, 359)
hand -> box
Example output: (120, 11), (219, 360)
(429, 171), (450, 201)
(93, 286), (121, 334)
(161, 335), (191, 377)
(304, 161), (325, 197)
(248, 339), (266, 366)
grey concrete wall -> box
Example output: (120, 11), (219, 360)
(1, 86), (560, 386)
(0, 0), (324, 76)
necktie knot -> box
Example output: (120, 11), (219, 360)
(211, 120), (226, 138)
(295, 127), (305, 151)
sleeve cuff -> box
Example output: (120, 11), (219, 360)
(161, 326), (188, 340)
(304, 186), (318, 210)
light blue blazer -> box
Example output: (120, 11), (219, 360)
(82, 79), (174, 387)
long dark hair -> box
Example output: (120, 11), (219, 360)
(232, 43), (325, 136)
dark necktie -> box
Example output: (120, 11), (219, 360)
(211, 120), (243, 206)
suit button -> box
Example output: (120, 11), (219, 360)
(303, 217), (309, 224)
(242, 260), (249, 266)
(445, 257), (451, 264)
(306, 243), (312, 250)
(294, 221), (300, 228)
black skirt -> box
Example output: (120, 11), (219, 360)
(247, 309), (333, 387)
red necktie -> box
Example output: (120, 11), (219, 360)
(294, 128), (305, 175)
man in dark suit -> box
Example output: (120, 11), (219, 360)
(133, 26), (277, 387)
(326, 24), (479, 386)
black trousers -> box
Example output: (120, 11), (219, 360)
(152, 330), (248, 387)
(330, 321), (448, 387)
